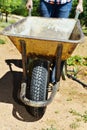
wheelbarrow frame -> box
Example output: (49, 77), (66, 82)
(20, 40), (63, 107)
(0, 16), (84, 118)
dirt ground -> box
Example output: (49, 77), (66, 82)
(0, 34), (87, 130)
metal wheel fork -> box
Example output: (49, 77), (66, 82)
(19, 41), (63, 107)
(20, 40), (27, 82)
(55, 44), (63, 82)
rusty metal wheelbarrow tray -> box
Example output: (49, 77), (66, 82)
(1, 16), (84, 60)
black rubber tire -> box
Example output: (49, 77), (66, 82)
(29, 59), (49, 118)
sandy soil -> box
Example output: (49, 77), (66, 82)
(0, 34), (87, 130)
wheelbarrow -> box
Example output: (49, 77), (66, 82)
(1, 14), (84, 118)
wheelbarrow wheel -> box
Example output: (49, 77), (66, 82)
(28, 59), (49, 118)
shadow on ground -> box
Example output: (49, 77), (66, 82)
(0, 59), (41, 122)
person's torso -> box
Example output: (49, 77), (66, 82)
(44, 0), (72, 4)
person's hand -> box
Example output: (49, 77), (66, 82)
(26, 0), (33, 9)
(76, 2), (83, 13)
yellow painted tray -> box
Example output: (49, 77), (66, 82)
(1, 16), (84, 60)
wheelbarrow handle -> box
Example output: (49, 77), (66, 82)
(75, 10), (81, 20)
(29, 7), (32, 16)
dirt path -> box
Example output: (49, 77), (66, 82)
(0, 35), (87, 130)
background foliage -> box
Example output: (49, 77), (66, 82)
(70, 0), (87, 26)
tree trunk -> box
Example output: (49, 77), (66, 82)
(6, 12), (8, 22)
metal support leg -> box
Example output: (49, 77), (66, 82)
(55, 44), (63, 82)
(20, 40), (27, 81)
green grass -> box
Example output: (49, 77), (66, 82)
(69, 122), (80, 129)
(67, 55), (87, 66)
(69, 109), (87, 123)
(69, 109), (81, 116)
(0, 20), (16, 45)
(66, 98), (72, 101)
(0, 21), (11, 28)
(42, 125), (57, 130)
(0, 19), (16, 30)
(0, 39), (5, 44)
(82, 111), (87, 123)
(82, 26), (87, 36)
(54, 110), (59, 114)
(66, 55), (87, 78)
